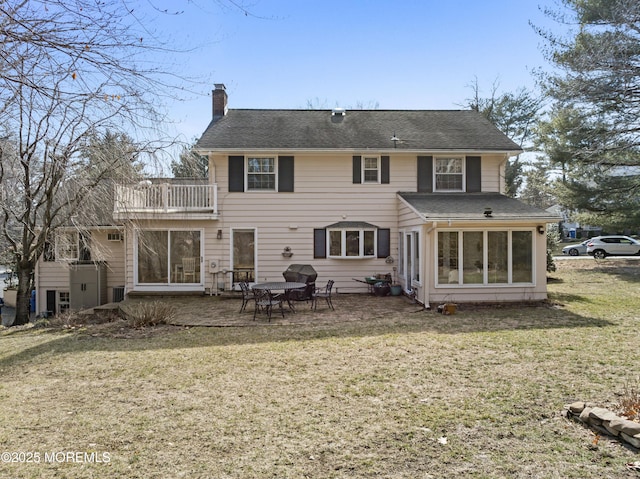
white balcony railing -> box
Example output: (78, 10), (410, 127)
(114, 183), (218, 217)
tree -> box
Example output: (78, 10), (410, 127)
(463, 79), (544, 197)
(0, 0), (193, 325)
(171, 142), (208, 178)
(536, 0), (640, 229)
(519, 159), (557, 209)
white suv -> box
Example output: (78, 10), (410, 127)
(586, 235), (640, 259)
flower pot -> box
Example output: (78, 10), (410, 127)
(390, 284), (402, 296)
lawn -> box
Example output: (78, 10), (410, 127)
(1, 259), (639, 478)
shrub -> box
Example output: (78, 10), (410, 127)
(128, 301), (176, 328)
(616, 379), (640, 421)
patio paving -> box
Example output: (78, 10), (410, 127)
(120, 293), (427, 327)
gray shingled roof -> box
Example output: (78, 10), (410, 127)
(196, 109), (522, 151)
(399, 192), (560, 221)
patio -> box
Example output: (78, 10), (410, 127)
(119, 293), (424, 327)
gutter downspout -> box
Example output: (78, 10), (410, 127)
(421, 221), (438, 311)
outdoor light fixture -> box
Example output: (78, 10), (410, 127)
(483, 207), (493, 218)
(281, 246), (293, 258)
(537, 225), (545, 235)
(217, 229), (222, 239)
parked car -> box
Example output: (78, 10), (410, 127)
(562, 240), (590, 256)
(586, 236), (640, 259)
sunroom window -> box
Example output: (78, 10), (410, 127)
(438, 230), (533, 285)
(435, 157), (464, 191)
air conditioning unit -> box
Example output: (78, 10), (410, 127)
(209, 259), (220, 273)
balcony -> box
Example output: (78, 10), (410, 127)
(114, 181), (219, 220)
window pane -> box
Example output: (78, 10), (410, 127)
(435, 174), (463, 190)
(170, 231), (201, 284)
(412, 232), (420, 282)
(512, 231), (533, 283)
(346, 230), (360, 256)
(233, 230), (255, 283)
(398, 232), (404, 276)
(247, 157), (275, 190)
(463, 232), (484, 284)
(137, 230), (168, 284)
(364, 230), (375, 256)
(364, 170), (378, 182)
(329, 230), (342, 256)
(438, 232), (458, 284)
(435, 157), (463, 191)
(488, 231), (508, 283)
(364, 157), (378, 169)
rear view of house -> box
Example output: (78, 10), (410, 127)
(35, 83), (558, 313)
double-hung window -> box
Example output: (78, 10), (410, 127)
(247, 157), (276, 191)
(435, 157), (464, 191)
(363, 156), (380, 183)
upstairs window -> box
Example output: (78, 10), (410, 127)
(363, 156), (380, 183)
(435, 157), (464, 191)
(247, 157), (275, 190)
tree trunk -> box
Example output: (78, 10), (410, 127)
(12, 265), (33, 326)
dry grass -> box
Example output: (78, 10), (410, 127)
(0, 258), (639, 478)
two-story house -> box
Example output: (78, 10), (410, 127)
(34, 83), (558, 314)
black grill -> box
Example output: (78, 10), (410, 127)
(283, 264), (317, 301)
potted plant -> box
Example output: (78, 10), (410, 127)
(390, 266), (402, 296)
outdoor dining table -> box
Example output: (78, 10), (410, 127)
(251, 281), (307, 311)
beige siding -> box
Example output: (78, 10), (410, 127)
(35, 228), (127, 312)
(35, 261), (70, 314)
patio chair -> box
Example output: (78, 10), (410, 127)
(313, 280), (335, 311)
(181, 257), (197, 282)
(239, 281), (251, 313)
(253, 288), (285, 322)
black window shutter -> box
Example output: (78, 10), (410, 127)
(313, 229), (327, 258)
(278, 156), (294, 192)
(381, 156), (390, 184)
(352, 156), (362, 184)
(466, 156), (481, 193)
(417, 156), (433, 192)
(228, 156), (245, 192)
(377, 228), (391, 258)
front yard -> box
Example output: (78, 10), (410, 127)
(0, 259), (639, 478)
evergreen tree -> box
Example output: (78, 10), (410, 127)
(537, 0), (640, 229)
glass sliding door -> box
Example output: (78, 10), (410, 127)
(137, 230), (168, 284)
(136, 230), (202, 285)
(170, 231), (201, 284)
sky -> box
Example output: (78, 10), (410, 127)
(146, 0), (558, 145)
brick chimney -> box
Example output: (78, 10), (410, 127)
(212, 83), (227, 120)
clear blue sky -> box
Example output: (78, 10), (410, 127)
(150, 0), (556, 143)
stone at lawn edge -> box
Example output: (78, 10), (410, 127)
(604, 421), (620, 436)
(568, 401), (585, 414)
(621, 432), (640, 448)
(610, 418), (640, 436)
(589, 407), (619, 422)
(579, 407), (593, 423)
